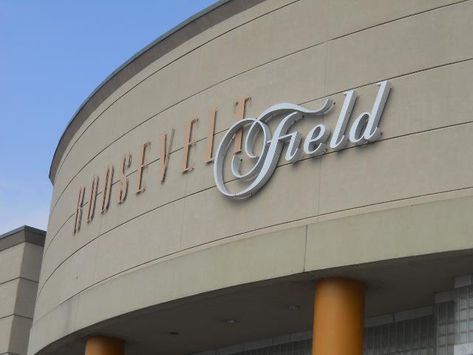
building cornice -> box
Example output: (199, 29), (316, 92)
(0, 225), (46, 252)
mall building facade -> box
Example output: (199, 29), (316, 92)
(24, 0), (473, 354)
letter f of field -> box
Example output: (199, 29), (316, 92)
(214, 101), (332, 199)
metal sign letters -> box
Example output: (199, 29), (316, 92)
(213, 81), (391, 199)
(73, 81), (391, 234)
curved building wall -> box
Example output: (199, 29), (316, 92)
(30, 0), (473, 354)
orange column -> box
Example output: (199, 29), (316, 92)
(312, 278), (365, 355)
(85, 336), (124, 355)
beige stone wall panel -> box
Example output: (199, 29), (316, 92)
(0, 245), (25, 285)
(0, 317), (13, 354)
(0, 280), (19, 319)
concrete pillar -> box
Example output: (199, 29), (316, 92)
(85, 336), (124, 355)
(312, 278), (365, 355)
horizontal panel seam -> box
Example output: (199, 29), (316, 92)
(0, 313), (33, 321)
(0, 277), (38, 288)
(328, 0), (470, 43)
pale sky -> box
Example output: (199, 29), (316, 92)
(0, 1), (216, 235)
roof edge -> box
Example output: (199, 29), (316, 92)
(0, 225), (46, 252)
(49, 0), (266, 184)
(0, 225), (46, 239)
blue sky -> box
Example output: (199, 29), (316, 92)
(0, 1), (216, 234)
